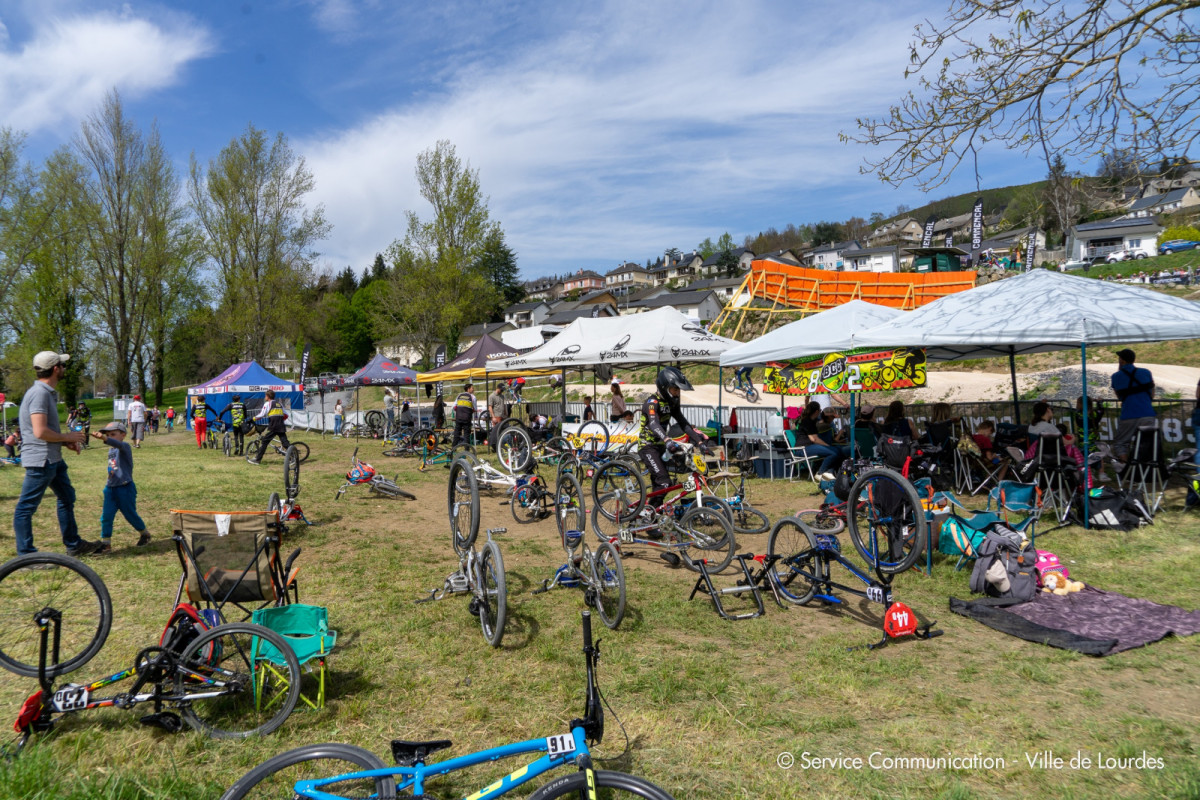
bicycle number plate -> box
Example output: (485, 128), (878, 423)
(52, 683), (89, 712)
(545, 733), (576, 757)
(865, 584), (892, 605)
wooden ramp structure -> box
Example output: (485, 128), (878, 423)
(711, 259), (977, 340)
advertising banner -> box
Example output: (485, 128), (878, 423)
(763, 347), (927, 395)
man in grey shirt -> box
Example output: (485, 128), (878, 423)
(13, 352), (102, 557)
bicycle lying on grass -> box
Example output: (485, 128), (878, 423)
(218, 610), (675, 800)
(335, 447), (416, 501)
(0, 553), (301, 749)
(268, 445), (313, 525)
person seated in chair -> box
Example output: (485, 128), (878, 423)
(882, 400), (919, 440)
(1026, 401), (1059, 438)
(795, 401), (849, 479)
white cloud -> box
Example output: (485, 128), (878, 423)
(0, 11), (213, 134)
(301, 0), (925, 276)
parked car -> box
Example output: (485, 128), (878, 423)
(1061, 259), (1091, 271)
(1105, 249), (1148, 263)
(1158, 239), (1200, 255)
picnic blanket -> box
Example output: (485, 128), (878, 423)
(949, 586), (1200, 656)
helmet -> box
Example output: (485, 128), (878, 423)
(655, 367), (693, 407)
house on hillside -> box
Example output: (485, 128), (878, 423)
(377, 335), (436, 368)
(932, 212), (974, 243)
(503, 300), (551, 329)
(810, 241), (861, 271)
(543, 303), (620, 326)
(1067, 216), (1163, 261)
(625, 289), (722, 321)
(562, 269), (605, 294)
(867, 218), (923, 248)
(459, 322), (514, 351)
(524, 276), (565, 301)
(844, 245), (901, 272)
(618, 284), (672, 313)
(1123, 188), (1200, 219)
(604, 262), (653, 296)
(757, 249), (801, 265)
(263, 342), (299, 376)
(699, 247), (755, 277)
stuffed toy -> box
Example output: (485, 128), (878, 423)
(1041, 572), (1085, 595)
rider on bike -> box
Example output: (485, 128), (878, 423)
(229, 394), (247, 456)
(638, 367), (708, 515)
(247, 389), (290, 464)
(734, 365), (753, 390)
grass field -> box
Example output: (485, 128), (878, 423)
(1, 426), (1198, 800)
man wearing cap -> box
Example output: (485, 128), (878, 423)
(1110, 349), (1156, 461)
(127, 394), (147, 448)
(12, 352), (102, 557)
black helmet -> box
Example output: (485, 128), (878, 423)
(655, 367), (692, 406)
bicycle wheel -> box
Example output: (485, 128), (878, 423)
(527, 769), (676, 800)
(288, 441), (310, 464)
(542, 436), (573, 466)
(590, 491), (630, 542)
(846, 468), (927, 575)
(578, 420), (610, 457)
(364, 410), (385, 436)
(766, 517), (821, 605)
(745, 385), (760, 403)
(678, 505), (735, 575)
(219, 742), (396, 800)
(176, 622), (301, 739)
(267, 492), (281, 521)
(510, 481), (545, 525)
(223, 432), (232, 457)
(729, 501), (770, 535)
(723, 376), (737, 393)
(556, 452), (581, 484)
(282, 445), (300, 499)
(478, 539), (507, 648)
(0, 553), (112, 677)
(796, 508), (845, 535)
(591, 459), (646, 519)
(555, 473), (586, 539)
(448, 458), (480, 554)
(590, 541), (626, 630)
(497, 425), (534, 473)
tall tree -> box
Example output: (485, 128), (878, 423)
(696, 237), (717, 259)
(811, 221), (845, 247)
(845, 1), (1200, 189)
(189, 125), (329, 363)
(1040, 154), (1087, 240)
(474, 228), (523, 311)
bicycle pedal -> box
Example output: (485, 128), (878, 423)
(139, 711), (183, 733)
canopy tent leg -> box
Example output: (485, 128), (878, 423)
(1081, 343), (1090, 530)
(849, 392), (856, 460)
(320, 390), (325, 439)
(717, 366), (723, 445)
(355, 386), (360, 442)
(1009, 348), (1021, 424)
(561, 368), (567, 426)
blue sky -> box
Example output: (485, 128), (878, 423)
(0, 0), (1042, 279)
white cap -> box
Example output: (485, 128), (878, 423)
(33, 351), (70, 370)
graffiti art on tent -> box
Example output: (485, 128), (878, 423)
(763, 348), (927, 395)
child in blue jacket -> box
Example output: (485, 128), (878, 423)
(91, 421), (150, 552)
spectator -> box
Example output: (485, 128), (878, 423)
(583, 397), (595, 422)
(399, 400), (415, 430)
(150, 405), (160, 434)
(432, 392), (446, 429)
(246, 389), (290, 464)
(453, 384), (476, 445)
(609, 381), (627, 423)
(4, 428), (21, 460)
(89, 421), (150, 552)
(1110, 349), (1156, 460)
(333, 399), (344, 437)
(795, 401), (848, 479)
(384, 389), (396, 434)
(165, 406), (175, 432)
(882, 400), (919, 439)
(488, 385), (507, 428)
(13, 351), (101, 557)
(127, 394), (147, 448)
(853, 403), (882, 437)
(1026, 401), (1060, 438)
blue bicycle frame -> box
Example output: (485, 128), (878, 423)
(296, 722), (592, 799)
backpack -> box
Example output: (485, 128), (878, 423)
(969, 526), (1039, 603)
(878, 435), (913, 472)
(832, 460), (856, 502)
(1072, 487), (1152, 530)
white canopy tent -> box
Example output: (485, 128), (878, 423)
(500, 325), (562, 352)
(719, 300), (905, 366)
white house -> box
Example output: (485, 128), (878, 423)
(809, 241), (861, 271)
(502, 300), (551, 329)
(1067, 216), (1164, 261)
(625, 290), (723, 321)
(844, 246), (901, 272)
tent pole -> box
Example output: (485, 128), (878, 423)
(849, 392), (857, 458)
(561, 369), (567, 424)
(355, 386), (360, 442)
(717, 366), (723, 445)
(1009, 348), (1021, 424)
(1081, 343), (1090, 530)
(320, 389), (325, 439)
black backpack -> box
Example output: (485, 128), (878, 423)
(878, 436), (913, 472)
(1072, 487), (1152, 530)
(969, 526), (1039, 603)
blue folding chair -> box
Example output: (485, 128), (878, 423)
(986, 481), (1044, 547)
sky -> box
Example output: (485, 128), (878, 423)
(0, 0), (1043, 279)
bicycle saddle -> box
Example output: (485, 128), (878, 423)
(391, 739), (453, 766)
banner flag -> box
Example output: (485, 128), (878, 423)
(920, 215), (937, 247)
(763, 347), (927, 395)
(1025, 231), (1038, 272)
(298, 343), (312, 384)
(434, 345), (447, 397)
(970, 198), (984, 259)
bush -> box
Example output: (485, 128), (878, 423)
(1160, 224), (1200, 243)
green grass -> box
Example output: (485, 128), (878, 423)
(1, 432), (1198, 799)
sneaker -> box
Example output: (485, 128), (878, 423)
(66, 539), (103, 557)
(136, 531), (152, 547)
(96, 541), (112, 554)
(246, 456), (261, 465)
(819, 472), (836, 482)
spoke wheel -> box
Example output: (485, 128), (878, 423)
(283, 446), (300, 499)
(510, 481), (545, 525)
(176, 622), (300, 739)
(0, 553), (112, 677)
(218, 743), (396, 800)
(590, 541), (626, 629)
(847, 468), (927, 574)
(592, 459), (646, 519)
(796, 508), (846, 535)
(555, 473), (587, 540)
(448, 458), (480, 554)
(497, 425), (534, 473)
(730, 502), (770, 535)
(577, 420), (610, 458)
(478, 540), (507, 647)
(766, 517), (822, 605)
(289, 441), (310, 464)
(678, 506), (735, 574)
(267, 492), (281, 521)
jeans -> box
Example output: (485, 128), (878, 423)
(13, 460), (81, 555)
(802, 444), (848, 475)
(334, 415), (343, 436)
(101, 483), (146, 539)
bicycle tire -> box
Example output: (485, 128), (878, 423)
(723, 377), (737, 393)
(766, 517), (821, 605)
(846, 467), (927, 575)
(223, 432), (232, 457)
(448, 458), (480, 554)
(796, 508), (845, 535)
(678, 505), (735, 574)
(527, 769), (677, 800)
(730, 502), (770, 535)
(555, 452), (581, 485)
(497, 425), (534, 473)
(288, 441), (310, 464)
(176, 622), (300, 739)
(542, 435), (573, 465)
(283, 445), (300, 499)
(745, 385), (760, 403)
(554, 473), (586, 541)
(479, 539), (507, 648)
(218, 742), (396, 800)
(590, 491), (631, 543)
(0, 553), (112, 677)
(364, 410), (385, 435)
(591, 459), (646, 519)
(577, 420), (610, 457)
(590, 541), (626, 630)
(510, 481), (545, 525)
(267, 492), (281, 521)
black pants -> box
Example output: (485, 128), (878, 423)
(453, 421), (472, 446)
(232, 425), (245, 455)
(255, 427), (290, 460)
(639, 445), (670, 508)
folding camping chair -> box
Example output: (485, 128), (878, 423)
(783, 430), (821, 482)
(251, 604), (337, 709)
(172, 509), (301, 621)
(1023, 435), (1077, 524)
(986, 480), (1045, 547)
(953, 434), (1008, 496)
(850, 427), (877, 461)
(1119, 423), (1168, 514)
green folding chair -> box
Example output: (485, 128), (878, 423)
(251, 604), (337, 710)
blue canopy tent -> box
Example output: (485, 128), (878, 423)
(186, 361), (303, 429)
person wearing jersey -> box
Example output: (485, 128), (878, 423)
(453, 384), (476, 446)
(228, 394), (247, 455)
(75, 403), (93, 448)
(191, 396), (208, 449)
(247, 389), (290, 464)
(165, 406), (175, 432)
(638, 367), (708, 512)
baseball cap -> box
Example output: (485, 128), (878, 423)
(859, 404), (877, 415)
(133, 395), (141, 400)
(1115, 348), (1136, 362)
(99, 421), (126, 434)
(33, 351), (70, 370)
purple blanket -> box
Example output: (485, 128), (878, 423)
(950, 586), (1200, 655)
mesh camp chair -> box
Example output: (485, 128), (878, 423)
(954, 435), (1008, 496)
(986, 480), (1044, 546)
(172, 509), (300, 621)
(849, 427), (877, 461)
(251, 604), (337, 710)
(1119, 423), (1168, 514)
(782, 430), (821, 482)
(1019, 435), (1076, 524)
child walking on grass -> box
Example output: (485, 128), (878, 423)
(90, 421), (150, 553)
